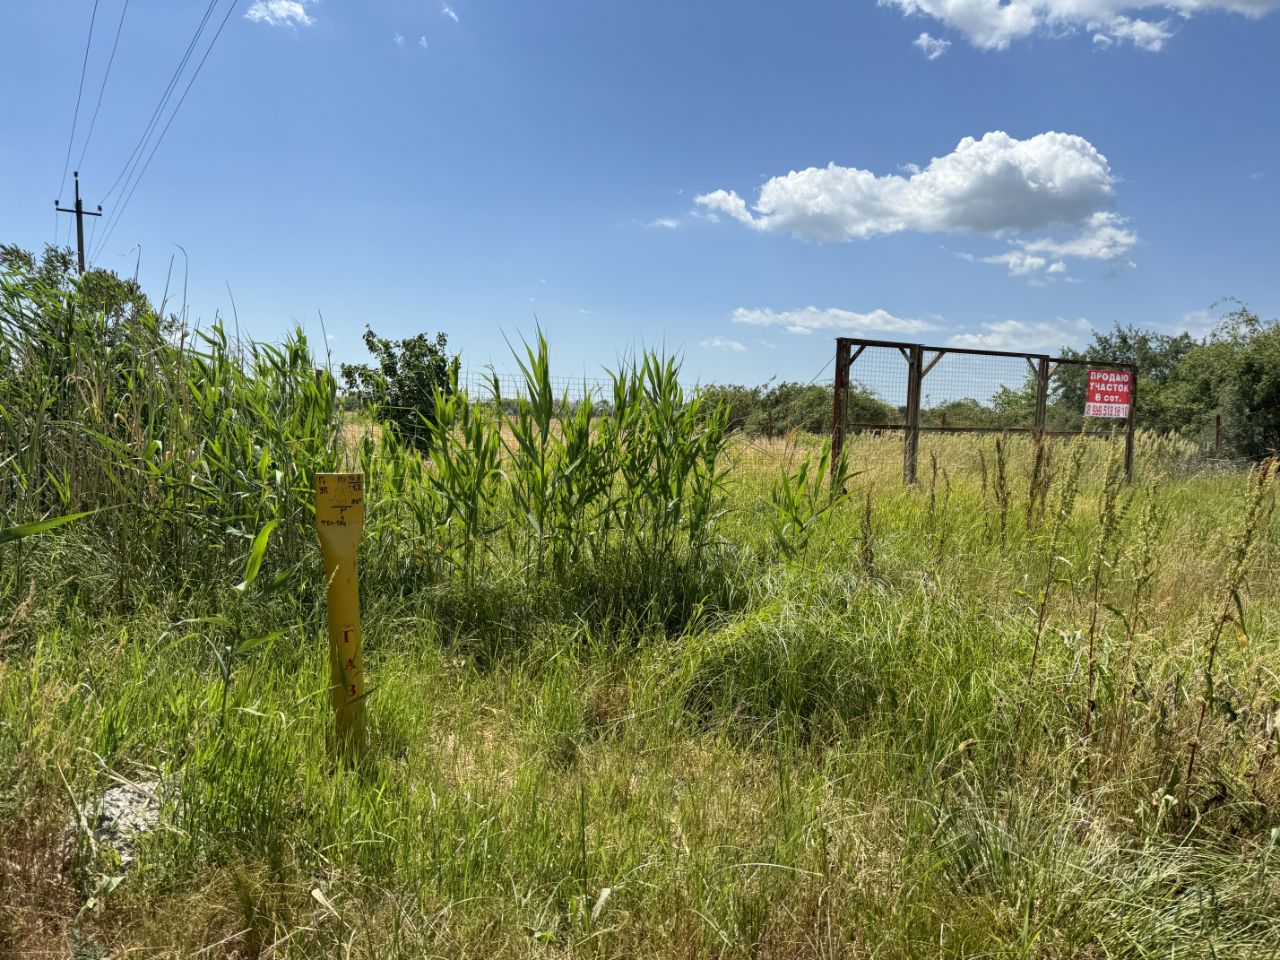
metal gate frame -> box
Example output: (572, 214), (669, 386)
(829, 337), (1138, 485)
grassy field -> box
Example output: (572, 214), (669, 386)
(2, 319), (1279, 957)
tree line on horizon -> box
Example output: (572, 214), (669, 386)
(5, 244), (1278, 461)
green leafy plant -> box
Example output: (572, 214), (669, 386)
(767, 444), (850, 559)
(340, 326), (459, 451)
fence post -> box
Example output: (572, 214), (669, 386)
(904, 344), (923, 485)
(316, 473), (367, 759)
(1123, 365), (1137, 483)
(1215, 413), (1223, 456)
(830, 338), (851, 488)
(1033, 357), (1050, 438)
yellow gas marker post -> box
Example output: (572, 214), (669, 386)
(316, 473), (367, 759)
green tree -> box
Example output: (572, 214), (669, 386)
(1054, 324), (1198, 432)
(699, 383), (763, 432)
(340, 327), (459, 451)
(1169, 305), (1280, 458)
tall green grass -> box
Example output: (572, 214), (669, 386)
(3, 256), (1280, 958)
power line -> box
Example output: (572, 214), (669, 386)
(76, 0), (131, 171)
(58, 0), (102, 197)
(94, 0), (241, 261)
(99, 0), (221, 205)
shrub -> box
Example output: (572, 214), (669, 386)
(340, 326), (459, 451)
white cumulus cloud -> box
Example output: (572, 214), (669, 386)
(913, 31), (953, 58)
(949, 317), (1095, 352)
(732, 306), (933, 336)
(697, 131), (1137, 274)
(245, 0), (314, 27)
(701, 335), (747, 352)
(880, 0), (1277, 51)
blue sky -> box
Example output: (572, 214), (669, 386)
(3, 0), (1278, 384)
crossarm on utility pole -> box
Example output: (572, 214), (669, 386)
(55, 171), (102, 274)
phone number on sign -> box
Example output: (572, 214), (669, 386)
(1086, 402), (1129, 418)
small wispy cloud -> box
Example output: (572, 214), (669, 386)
(649, 217), (680, 230)
(982, 250), (1054, 277)
(441, 3), (459, 23)
(913, 32), (951, 60)
(393, 32), (406, 46)
(732, 306), (931, 336)
(418, 35), (429, 49)
(245, 0), (314, 28)
(701, 335), (747, 353)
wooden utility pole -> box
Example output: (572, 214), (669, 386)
(55, 171), (102, 273)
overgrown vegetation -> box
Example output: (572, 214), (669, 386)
(3, 248), (1280, 958)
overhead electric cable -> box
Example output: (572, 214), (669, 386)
(58, 0), (102, 196)
(98, 0), (220, 205)
(76, 0), (132, 171)
(94, 0), (241, 261)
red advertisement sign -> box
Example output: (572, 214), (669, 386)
(1085, 368), (1132, 418)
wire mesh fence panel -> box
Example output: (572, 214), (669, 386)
(830, 337), (1154, 486)
(915, 351), (1039, 490)
(847, 345), (910, 426)
(836, 344), (912, 484)
(919, 352), (1037, 430)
